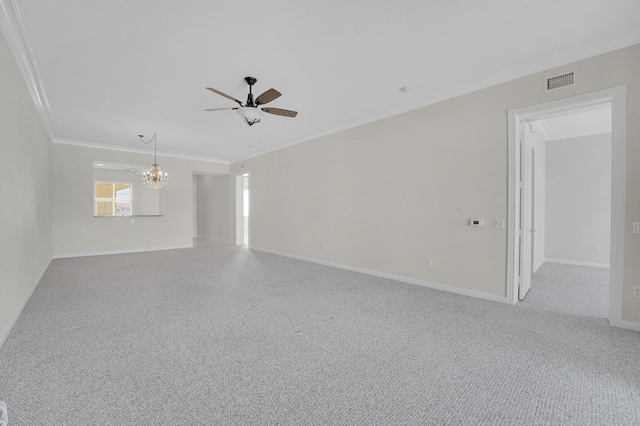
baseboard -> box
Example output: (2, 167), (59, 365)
(194, 236), (236, 245)
(544, 258), (610, 269)
(609, 317), (640, 333)
(0, 259), (51, 350)
(211, 239), (235, 245)
(250, 246), (507, 304)
(53, 244), (193, 259)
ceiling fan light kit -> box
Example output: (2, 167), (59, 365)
(205, 76), (298, 126)
(237, 107), (264, 126)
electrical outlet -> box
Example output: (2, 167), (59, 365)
(633, 223), (640, 233)
(633, 287), (640, 298)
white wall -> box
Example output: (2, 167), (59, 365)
(230, 44), (640, 322)
(545, 133), (611, 266)
(234, 94), (512, 300)
(52, 143), (229, 257)
(0, 29), (52, 345)
(195, 174), (231, 243)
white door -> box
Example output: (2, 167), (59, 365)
(531, 146), (537, 273)
(519, 126), (534, 300)
(243, 173), (249, 245)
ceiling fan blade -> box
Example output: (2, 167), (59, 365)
(261, 107), (298, 118)
(206, 87), (241, 104)
(204, 107), (237, 111)
(255, 88), (282, 106)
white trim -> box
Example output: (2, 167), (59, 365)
(507, 86), (629, 330)
(251, 246), (508, 304)
(231, 31), (640, 164)
(610, 318), (640, 333)
(0, 0), (55, 140)
(53, 244), (193, 259)
(3, 0), (639, 165)
(235, 171), (249, 246)
(53, 138), (230, 166)
(544, 258), (610, 269)
(506, 110), (518, 305)
(608, 85), (627, 328)
(0, 259), (51, 350)
(213, 239), (236, 245)
(193, 174), (198, 237)
(194, 235), (235, 245)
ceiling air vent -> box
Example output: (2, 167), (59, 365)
(545, 71), (576, 92)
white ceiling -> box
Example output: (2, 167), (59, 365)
(2, 1), (639, 163)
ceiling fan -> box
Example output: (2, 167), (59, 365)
(205, 76), (298, 126)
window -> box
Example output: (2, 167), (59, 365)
(95, 182), (132, 216)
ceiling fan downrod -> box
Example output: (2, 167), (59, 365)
(244, 76), (257, 107)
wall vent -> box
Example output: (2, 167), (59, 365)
(545, 71), (576, 92)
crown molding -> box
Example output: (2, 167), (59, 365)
(0, 0), (55, 140)
(53, 138), (230, 165)
(2, 0), (638, 164)
(232, 31), (640, 164)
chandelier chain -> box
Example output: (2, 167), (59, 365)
(139, 133), (158, 163)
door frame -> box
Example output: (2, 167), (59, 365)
(507, 86), (626, 327)
(519, 130), (534, 300)
(235, 171), (250, 246)
(193, 173), (198, 239)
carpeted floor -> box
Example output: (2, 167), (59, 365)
(0, 244), (638, 425)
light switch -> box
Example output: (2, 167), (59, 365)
(633, 222), (640, 233)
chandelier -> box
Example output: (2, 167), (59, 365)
(138, 133), (168, 189)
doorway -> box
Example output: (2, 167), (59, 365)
(521, 106), (612, 302)
(507, 86), (627, 328)
(235, 172), (250, 246)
